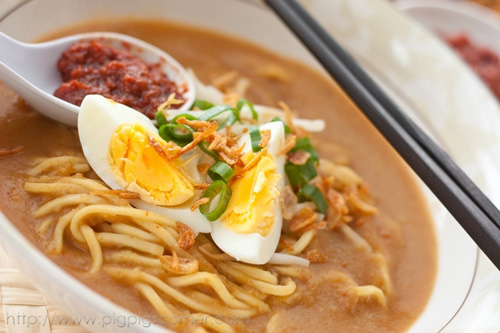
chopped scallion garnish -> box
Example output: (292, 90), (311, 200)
(297, 184), (328, 214)
(198, 141), (219, 161)
(199, 180), (232, 221)
(236, 98), (258, 120)
(171, 113), (199, 123)
(155, 110), (168, 127)
(249, 126), (263, 152)
(290, 137), (319, 163)
(284, 159), (317, 186)
(208, 161), (235, 183)
(158, 124), (194, 145)
(193, 99), (215, 110)
(198, 105), (238, 122)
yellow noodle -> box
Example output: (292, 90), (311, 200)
(24, 182), (89, 195)
(231, 289), (270, 313)
(105, 267), (254, 317)
(28, 156), (88, 176)
(167, 272), (249, 309)
(348, 195), (377, 215)
(37, 217), (55, 237)
(373, 252), (392, 295)
(135, 282), (176, 318)
(183, 290), (256, 318)
(214, 262), (295, 296)
(34, 194), (109, 218)
(47, 208), (80, 254)
(226, 262), (278, 285)
(105, 250), (163, 267)
(110, 223), (161, 243)
(281, 229), (317, 255)
(272, 265), (310, 279)
(247, 278), (296, 297)
(96, 232), (164, 257)
(347, 285), (387, 307)
(212, 261), (253, 285)
(69, 205), (176, 242)
(188, 313), (235, 333)
(58, 176), (109, 191)
(81, 224), (102, 274)
(160, 255), (199, 275)
(25, 155), (390, 329)
(137, 219), (181, 253)
(198, 243), (234, 261)
(340, 224), (373, 252)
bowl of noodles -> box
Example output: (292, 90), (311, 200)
(0, 0), (483, 332)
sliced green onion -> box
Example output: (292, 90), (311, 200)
(155, 110), (168, 127)
(225, 112), (239, 126)
(171, 113), (198, 123)
(193, 99), (215, 110)
(284, 159), (318, 186)
(162, 124), (194, 142)
(158, 124), (173, 142)
(236, 98), (258, 120)
(290, 137), (319, 163)
(271, 116), (292, 134)
(297, 184), (328, 214)
(198, 141), (219, 161)
(249, 126), (263, 152)
(199, 180), (232, 221)
(208, 161), (235, 182)
(198, 105), (238, 121)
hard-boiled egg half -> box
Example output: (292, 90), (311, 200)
(210, 121), (285, 264)
(78, 94), (286, 264)
(78, 95), (211, 233)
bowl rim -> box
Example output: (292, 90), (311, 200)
(0, 0), (484, 332)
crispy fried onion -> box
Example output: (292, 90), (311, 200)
(278, 101), (295, 134)
(259, 129), (271, 148)
(146, 133), (181, 161)
(280, 186), (298, 220)
(277, 135), (296, 156)
(289, 207), (318, 232)
(176, 222), (196, 251)
(191, 197), (209, 212)
(159, 250), (199, 275)
(305, 249), (327, 263)
(288, 206), (326, 233)
(157, 93), (185, 112)
(176, 117), (212, 130)
(288, 150), (310, 165)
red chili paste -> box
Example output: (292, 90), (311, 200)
(54, 40), (184, 118)
(446, 34), (500, 101)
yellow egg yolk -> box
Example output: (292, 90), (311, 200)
(221, 151), (281, 236)
(109, 123), (194, 206)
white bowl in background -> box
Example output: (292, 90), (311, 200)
(395, 0), (500, 56)
(300, 0), (500, 331)
(0, 0), (488, 332)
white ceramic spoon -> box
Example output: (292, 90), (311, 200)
(0, 31), (195, 126)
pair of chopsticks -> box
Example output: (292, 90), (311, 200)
(265, 0), (500, 270)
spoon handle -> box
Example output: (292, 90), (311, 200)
(0, 32), (27, 74)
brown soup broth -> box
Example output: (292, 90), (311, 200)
(0, 19), (437, 332)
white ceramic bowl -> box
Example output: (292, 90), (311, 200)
(0, 0), (486, 332)
(395, 0), (500, 56)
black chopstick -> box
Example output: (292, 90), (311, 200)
(265, 0), (500, 270)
